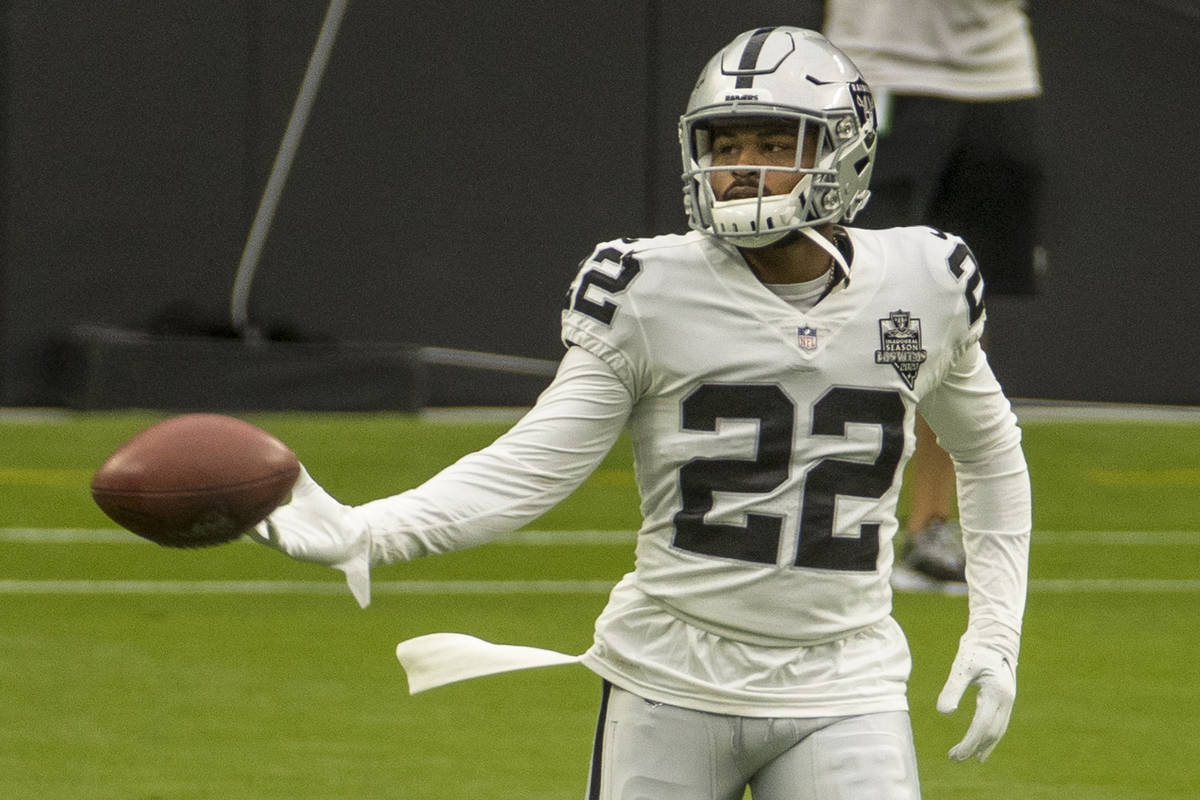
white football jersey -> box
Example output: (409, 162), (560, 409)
(563, 227), (985, 648)
(359, 223), (1025, 717)
(561, 224), (984, 642)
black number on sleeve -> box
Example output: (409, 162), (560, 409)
(794, 387), (906, 571)
(672, 384), (793, 564)
(947, 242), (985, 326)
(570, 247), (642, 325)
(671, 385), (905, 572)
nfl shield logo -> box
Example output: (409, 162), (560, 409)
(797, 326), (818, 351)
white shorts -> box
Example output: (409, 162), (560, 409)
(585, 683), (921, 800)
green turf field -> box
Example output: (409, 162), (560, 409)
(2, 409), (1198, 799)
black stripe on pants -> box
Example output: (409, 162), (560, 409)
(587, 681), (614, 800)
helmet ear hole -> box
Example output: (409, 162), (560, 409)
(834, 116), (857, 142)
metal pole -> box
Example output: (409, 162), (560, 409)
(230, 0), (350, 337)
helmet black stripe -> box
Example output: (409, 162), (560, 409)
(734, 27), (777, 88)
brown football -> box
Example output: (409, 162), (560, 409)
(91, 414), (300, 547)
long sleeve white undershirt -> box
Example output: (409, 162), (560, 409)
(358, 345), (634, 565)
(919, 341), (1032, 635)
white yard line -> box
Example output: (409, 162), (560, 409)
(1031, 530), (1200, 545)
(0, 577), (1198, 595)
(3, 528), (1197, 595)
(1028, 579), (1200, 593)
(0, 528), (139, 543)
(0, 528), (642, 544)
(0, 579), (616, 595)
(3, 528), (1198, 545)
(1010, 400), (1200, 423)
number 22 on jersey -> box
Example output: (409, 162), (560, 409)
(673, 384), (905, 572)
(569, 243), (907, 574)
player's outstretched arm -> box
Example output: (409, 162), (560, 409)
(352, 346), (632, 565)
(249, 466), (372, 608)
(248, 346), (633, 608)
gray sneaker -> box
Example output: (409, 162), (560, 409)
(896, 518), (967, 586)
(890, 563), (968, 595)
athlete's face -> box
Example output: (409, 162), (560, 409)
(707, 119), (817, 201)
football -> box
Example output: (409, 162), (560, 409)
(91, 414), (301, 547)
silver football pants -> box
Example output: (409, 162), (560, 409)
(586, 683), (921, 800)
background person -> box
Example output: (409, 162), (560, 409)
(824, 0), (1044, 592)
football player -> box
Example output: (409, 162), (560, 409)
(253, 27), (1031, 799)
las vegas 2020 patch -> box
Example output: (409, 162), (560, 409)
(874, 310), (927, 389)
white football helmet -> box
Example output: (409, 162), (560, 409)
(681, 27), (877, 248)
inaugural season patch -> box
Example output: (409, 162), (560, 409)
(874, 310), (927, 389)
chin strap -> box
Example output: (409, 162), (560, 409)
(800, 226), (851, 278)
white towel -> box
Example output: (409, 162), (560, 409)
(395, 633), (582, 694)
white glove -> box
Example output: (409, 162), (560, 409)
(247, 465), (372, 608)
(937, 620), (1019, 763)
